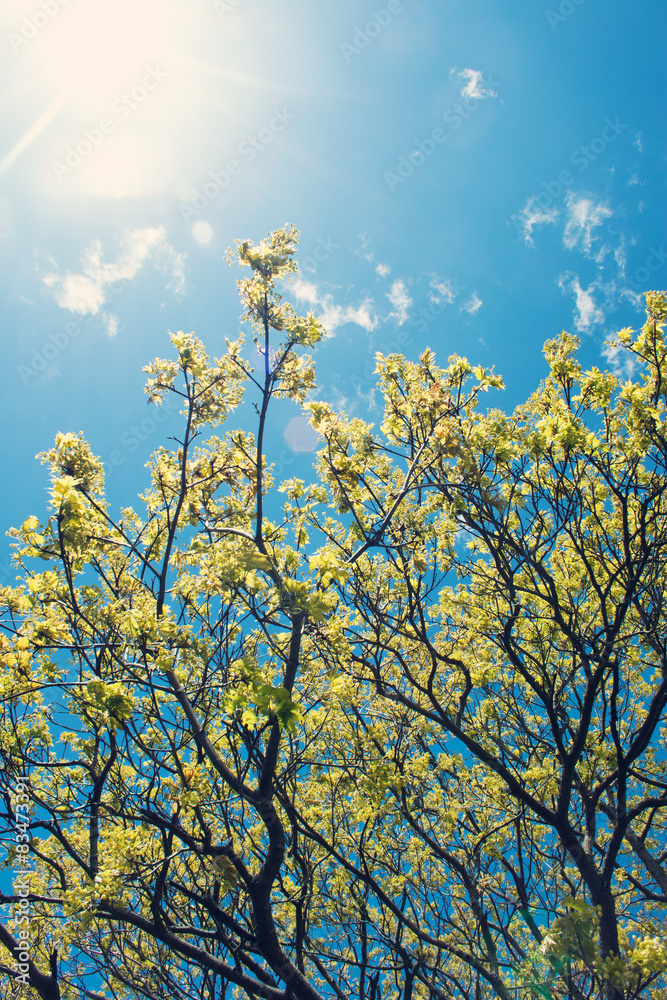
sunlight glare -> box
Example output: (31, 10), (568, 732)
(26, 0), (189, 110)
(75, 133), (159, 197)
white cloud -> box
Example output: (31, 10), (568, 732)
(562, 194), (613, 255)
(291, 278), (319, 305)
(376, 263), (390, 277)
(428, 276), (457, 305)
(321, 298), (378, 333)
(558, 274), (605, 333)
(460, 292), (483, 317)
(387, 279), (412, 325)
(602, 337), (639, 379)
(515, 196), (559, 246)
(451, 67), (498, 101)
(41, 227), (186, 336)
(356, 232), (374, 264)
(102, 313), (119, 339)
(45, 269), (108, 315)
(633, 132), (644, 154)
(614, 250), (626, 280)
(572, 282), (604, 333)
(292, 278), (378, 334)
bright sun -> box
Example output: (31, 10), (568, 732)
(26, 0), (187, 108)
(2, 0), (194, 196)
(3, 0), (271, 199)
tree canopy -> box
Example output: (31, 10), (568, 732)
(1, 225), (666, 1000)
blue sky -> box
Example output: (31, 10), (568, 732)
(0, 0), (665, 579)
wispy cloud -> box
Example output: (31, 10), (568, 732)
(320, 299), (378, 333)
(292, 277), (378, 334)
(356, 233), (375, 264)
(103, 313), (119, 339)
(562, 194), (613, 256)
(460, 291), (483, 317)
(376, 263), (390, 277)
(515, 195), (560, 246)
(601, 336), (639, 379)
(558, 273), (605, 333)
(428, 276), (458, 305)
(291, 278), (319, 305)
(451, 68), (498, 101)
(41, 227), (186, 337)
(613, 235), (630, 279)
(387, 279), (412, 325)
